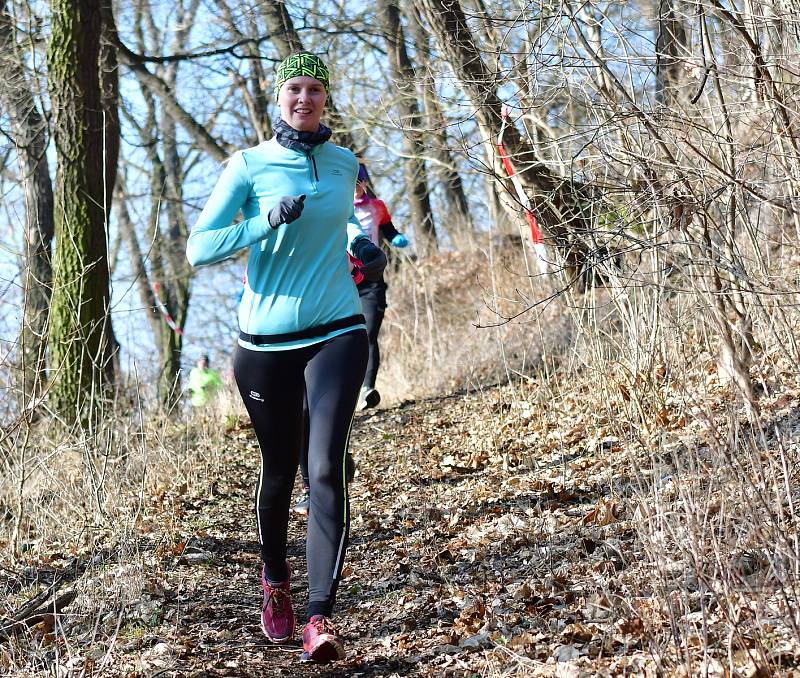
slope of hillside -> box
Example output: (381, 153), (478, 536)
(5, 365), (797, 676)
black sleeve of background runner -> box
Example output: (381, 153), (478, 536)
(379, 220), (400, 242)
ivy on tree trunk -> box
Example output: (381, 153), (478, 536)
(46, 0), (119, 423)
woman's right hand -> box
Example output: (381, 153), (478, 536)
(268, 194), (306, 229)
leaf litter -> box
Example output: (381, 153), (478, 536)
(3, 366), (800, 677)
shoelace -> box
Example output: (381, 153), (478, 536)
(310, 616), (337, 636)
(264, 586), (289, 614)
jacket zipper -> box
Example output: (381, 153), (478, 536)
(311, 155), (319, 182)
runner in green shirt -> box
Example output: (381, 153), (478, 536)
(187, 355), (223, 407)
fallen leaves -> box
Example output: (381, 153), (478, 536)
(5, 355), (800, 678)
(581, 499), (622, 527)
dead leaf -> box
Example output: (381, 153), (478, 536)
(553, 643), (582, 662)
(582, 498), (620, 526)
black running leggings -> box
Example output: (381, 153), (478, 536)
(358, 280), (387, 391)
(233, 330), (368, 619)
(298, 283), (385, 488)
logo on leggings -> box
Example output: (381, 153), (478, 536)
(249, 390), (264, 402)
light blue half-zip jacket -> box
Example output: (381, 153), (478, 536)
(186, 137), (368, 351)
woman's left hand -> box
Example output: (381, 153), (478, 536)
(351, 238), (387, 282)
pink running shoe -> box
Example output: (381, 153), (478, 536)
(301, 614), (345, 662)
(260, 562), (294, 643)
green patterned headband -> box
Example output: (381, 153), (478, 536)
(274, 52), (330, 101)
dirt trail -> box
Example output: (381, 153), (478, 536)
(115, 387), (650, 677)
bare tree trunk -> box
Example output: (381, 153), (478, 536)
(655, 0), (687, 107)
(99, 0), (121, 379)
(258, 0), (303, 55)
(156, 113), (188, 405)
(378, 0), (437, 251)
(698, 19), (758, 409)
(46, 0), (119, 423)
(0, 0), (54, 409)
(406, 1), (474, 237)
(414, 0), (593, 276)
(154, 10), (193, 405)
(114, 0), (196, 407)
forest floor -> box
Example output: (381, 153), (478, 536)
(109, 387), (656, 678)
(4, 375), (800, 677)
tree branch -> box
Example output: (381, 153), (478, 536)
(116, 37), (233, 163)
(119, 35), (280, 65)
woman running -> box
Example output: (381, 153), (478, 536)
(186, 51), (386, 662)
(352, 166), (409, 410)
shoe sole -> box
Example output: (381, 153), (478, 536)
(301, 634), (345, 662)
(261, 622), (293, 644)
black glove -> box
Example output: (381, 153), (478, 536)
(267, 194), (306, 229)
(351, 237), (387, 282)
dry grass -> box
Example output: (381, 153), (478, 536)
(0, 390), (240, 674)
(378, 238), (571, 404)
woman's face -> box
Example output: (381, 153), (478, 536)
(278, 76), (327, 132)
